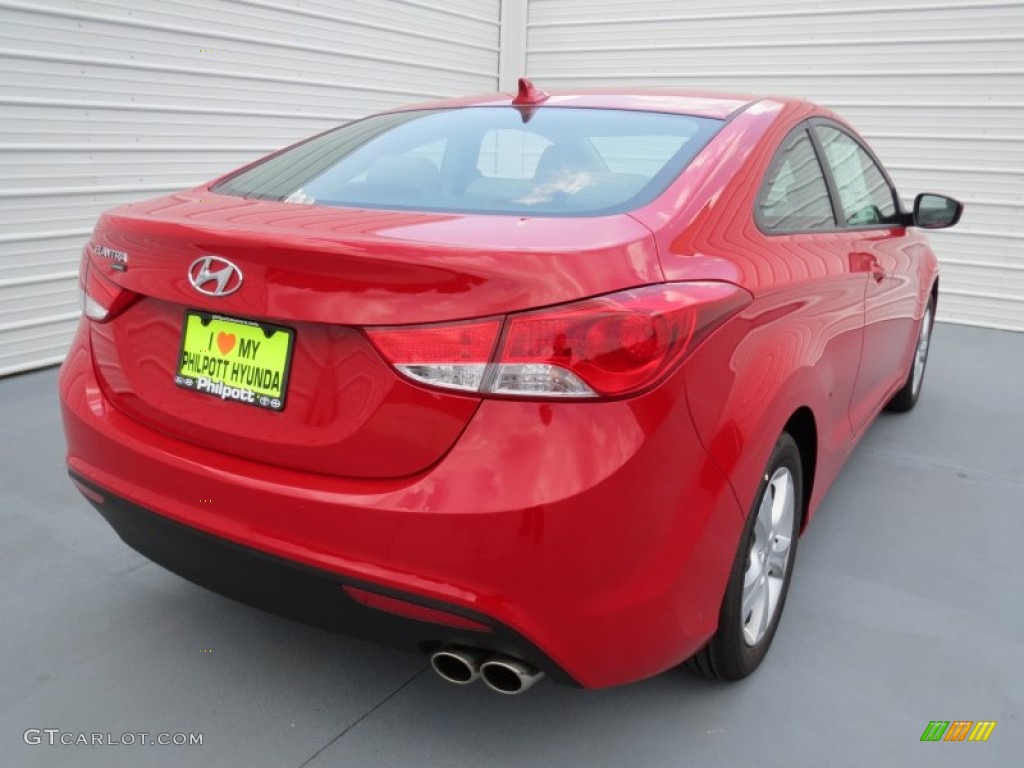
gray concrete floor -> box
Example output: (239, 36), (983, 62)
(1, 322), (1022, 767)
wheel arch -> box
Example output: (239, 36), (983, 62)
(782, 407), (818, 534)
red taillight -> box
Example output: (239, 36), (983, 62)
(498, 287), (698, 396)
(365, 282), (751, 399)
(365, 318), (502, 392)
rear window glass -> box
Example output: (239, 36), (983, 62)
(212, 107), (723, 217)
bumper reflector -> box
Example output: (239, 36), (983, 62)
(72, 478), (105, 505)
(342, 586), (491, 632)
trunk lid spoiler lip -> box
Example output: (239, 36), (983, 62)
(89, 191), (665, 326)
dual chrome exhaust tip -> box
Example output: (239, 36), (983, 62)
(430, 647), (544, 695)
(430, 647), (486, 685)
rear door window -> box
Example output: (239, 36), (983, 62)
(757, 129), (835, 232)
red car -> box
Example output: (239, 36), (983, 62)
(60, 80), (961, 693)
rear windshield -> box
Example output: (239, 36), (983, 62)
(212, 107), (723, 217)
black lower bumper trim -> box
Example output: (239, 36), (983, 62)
(71, 471), (577, 687)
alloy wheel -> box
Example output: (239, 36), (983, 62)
(911, 304), (933, 397)
(741, 467), (796, 646)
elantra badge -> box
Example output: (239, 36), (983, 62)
(93, 244), (129, 271)
(188, 256), (243, 296)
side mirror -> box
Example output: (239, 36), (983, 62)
(913, 193), (963, 229)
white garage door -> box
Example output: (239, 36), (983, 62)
(0, 0), (500, 375)
(525, 0), (1024, 331)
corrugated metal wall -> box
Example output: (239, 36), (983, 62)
(0, 0), (500, 375)
(525, 0), (1024, 331)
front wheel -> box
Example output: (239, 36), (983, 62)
(687, 432), (802, 681)
(886, 295), (935, 413)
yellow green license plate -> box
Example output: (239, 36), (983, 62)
(175, 311), (295, 411)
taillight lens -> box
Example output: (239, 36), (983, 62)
(81, 291), (110, 321)
(366, 282), (750, 399)
(365, 318), (502, 392)
(498, 287), (696, 397)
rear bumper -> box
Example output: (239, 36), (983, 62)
(60, 320), (743, 689)
(72, 471), (575, 684)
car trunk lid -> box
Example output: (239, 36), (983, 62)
(84, 190), (661, 478)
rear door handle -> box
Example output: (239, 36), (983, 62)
(865, 254), (887, 282)
(849, 251), (887, 281)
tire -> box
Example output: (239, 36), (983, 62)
(886, 295), (935, 413)
(687, 432), (803, 681)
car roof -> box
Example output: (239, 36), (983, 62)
(391, 87), (792, 120)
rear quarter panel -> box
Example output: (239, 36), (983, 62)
(633, 100), (872, 524)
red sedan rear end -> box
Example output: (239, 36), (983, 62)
(60, 84), (957, 691)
